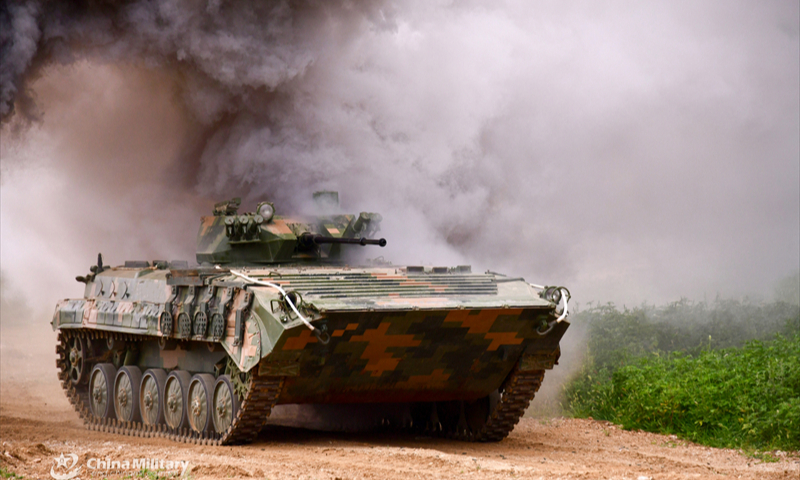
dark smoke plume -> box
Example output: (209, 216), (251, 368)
(1, 1), (388, 121)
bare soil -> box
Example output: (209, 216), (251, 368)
(1, 375), (798, 480)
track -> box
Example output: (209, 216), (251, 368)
(56, 329), (553, 445)
(410, 365), (547, 442)
(474, 366), (546, 441)
(56, 329), (283, 445)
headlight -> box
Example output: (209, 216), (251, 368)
(256, 202), (275, 223)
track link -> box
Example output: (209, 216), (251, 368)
(473, 365), (546, 442)
(411, 360), (549, 442)
(56, 329), (283, 445)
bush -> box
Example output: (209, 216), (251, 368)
(564, 300), (800, 451)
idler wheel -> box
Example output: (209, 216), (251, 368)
(89, 363), (117, 420)
(114, 366), (142, 423)
(212, 375), (240, 434)
(66, 336), (88, 385)
(164, 370), (192, 432)
(187, 374), (215, 435)
(139, 369), (167, 426)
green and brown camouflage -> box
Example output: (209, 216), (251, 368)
(52, 193), (570, 444)
(196, 194), (385, 264)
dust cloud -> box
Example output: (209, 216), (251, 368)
(1, 1), (798, 420)
(1, 62), (206, 401)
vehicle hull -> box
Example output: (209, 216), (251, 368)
(53, 264), (569, 444)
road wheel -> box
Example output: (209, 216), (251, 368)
(212, 375), (240, 434)
(187, 374), (215, 435)
(89, 363), (117, 420)
(164, 370), (191, 431)
(114, 366), (142, 423)
(139, 369), (167, 426)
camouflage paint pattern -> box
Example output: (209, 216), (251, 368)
(52, 263), (567, 405)
(52, 200), (569, 406)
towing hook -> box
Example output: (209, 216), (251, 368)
(313, 325), (331, 345)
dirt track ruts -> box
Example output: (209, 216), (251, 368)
(1, 377), (797, 480)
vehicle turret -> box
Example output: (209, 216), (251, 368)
(196, 192), (386, 265)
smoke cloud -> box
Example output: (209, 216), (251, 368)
(1, 0), (798, 418)
(2, 1), (798, 306)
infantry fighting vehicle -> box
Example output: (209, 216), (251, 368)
(53, 192), (570, 445)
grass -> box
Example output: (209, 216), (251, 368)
(0, 467), (23, 479)
(749, 451), (780, 463)
(132, 468), (186, 479)
(563, 299), (800, 452)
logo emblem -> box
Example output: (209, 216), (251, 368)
(50, 453), (81, 480)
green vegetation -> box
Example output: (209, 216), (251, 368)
(0, 467), (24, 479)
(563, 298), (800, 451)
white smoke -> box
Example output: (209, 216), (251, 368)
(1, 0), (798, 426)
(1, 0), (798, 347)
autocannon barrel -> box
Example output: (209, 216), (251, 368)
(299, 232), (386, 248)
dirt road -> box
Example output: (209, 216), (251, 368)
(1, 375), (797, 480)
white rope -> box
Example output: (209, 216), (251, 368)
(555, 288), (569, 323)
(227, 269), (316, 331)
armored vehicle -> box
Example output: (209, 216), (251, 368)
(53, 193), (570, 445)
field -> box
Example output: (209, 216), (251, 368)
(1, 377), (797, 480)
